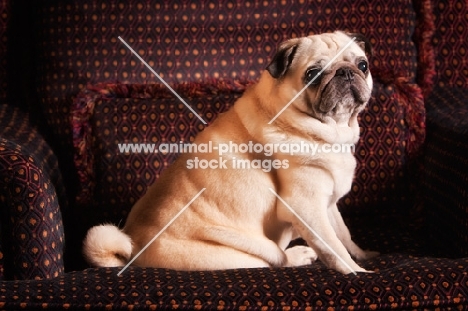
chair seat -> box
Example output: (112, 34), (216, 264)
(1, 253), (467, 310)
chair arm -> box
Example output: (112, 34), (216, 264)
(422, 87), (468, 258)
(0, 105), (66, 280)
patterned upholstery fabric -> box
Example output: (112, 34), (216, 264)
(0, 105), (66, 280)
(423, 87), (468, 258)
(0, 0), (8, 103)
(432, 0), (468, 87)
(1, 254), (467, 310)
(36, 0), (426, 153)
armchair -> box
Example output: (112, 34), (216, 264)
(0, 0), (467, 309)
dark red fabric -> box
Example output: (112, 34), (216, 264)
(432, 0), (468, 87)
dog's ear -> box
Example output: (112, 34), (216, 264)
(346, 32), (373, 58)
(266, 39), (300, 79)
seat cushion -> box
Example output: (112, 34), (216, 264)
(1, 253), (467, 310)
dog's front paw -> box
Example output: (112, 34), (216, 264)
(285, 246), (318, 267)
(352, 266), (376, 274)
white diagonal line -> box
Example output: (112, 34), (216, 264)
(268, 37), (357, 124)
(117, 188), (206, 276)
(268, 188), (357, 275)
(118, 36), (207, 125)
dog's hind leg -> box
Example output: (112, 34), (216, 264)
(197, 225), (288, 267)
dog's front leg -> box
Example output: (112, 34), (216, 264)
(328, 204), (379, 261)
(273, 176), (369, 274)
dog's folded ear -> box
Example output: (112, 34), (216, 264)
(346, 32), (373, 58)
(266, 39), (300, 79)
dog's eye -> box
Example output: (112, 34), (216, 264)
(305, 68), (322, 85)
(357, 60), (368, 73)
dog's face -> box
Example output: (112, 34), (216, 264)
(267, 31), (373, 125)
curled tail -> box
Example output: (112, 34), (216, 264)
(83, 224), (133, 267)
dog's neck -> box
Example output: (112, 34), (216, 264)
(321, 114), (361, 144)
(234, 73), (362, 146)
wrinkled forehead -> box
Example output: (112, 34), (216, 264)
(297, 33), (366, 66)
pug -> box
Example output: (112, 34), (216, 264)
(83, 31), (378, 274)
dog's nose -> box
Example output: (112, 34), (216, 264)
(336, 68), (354, 81)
